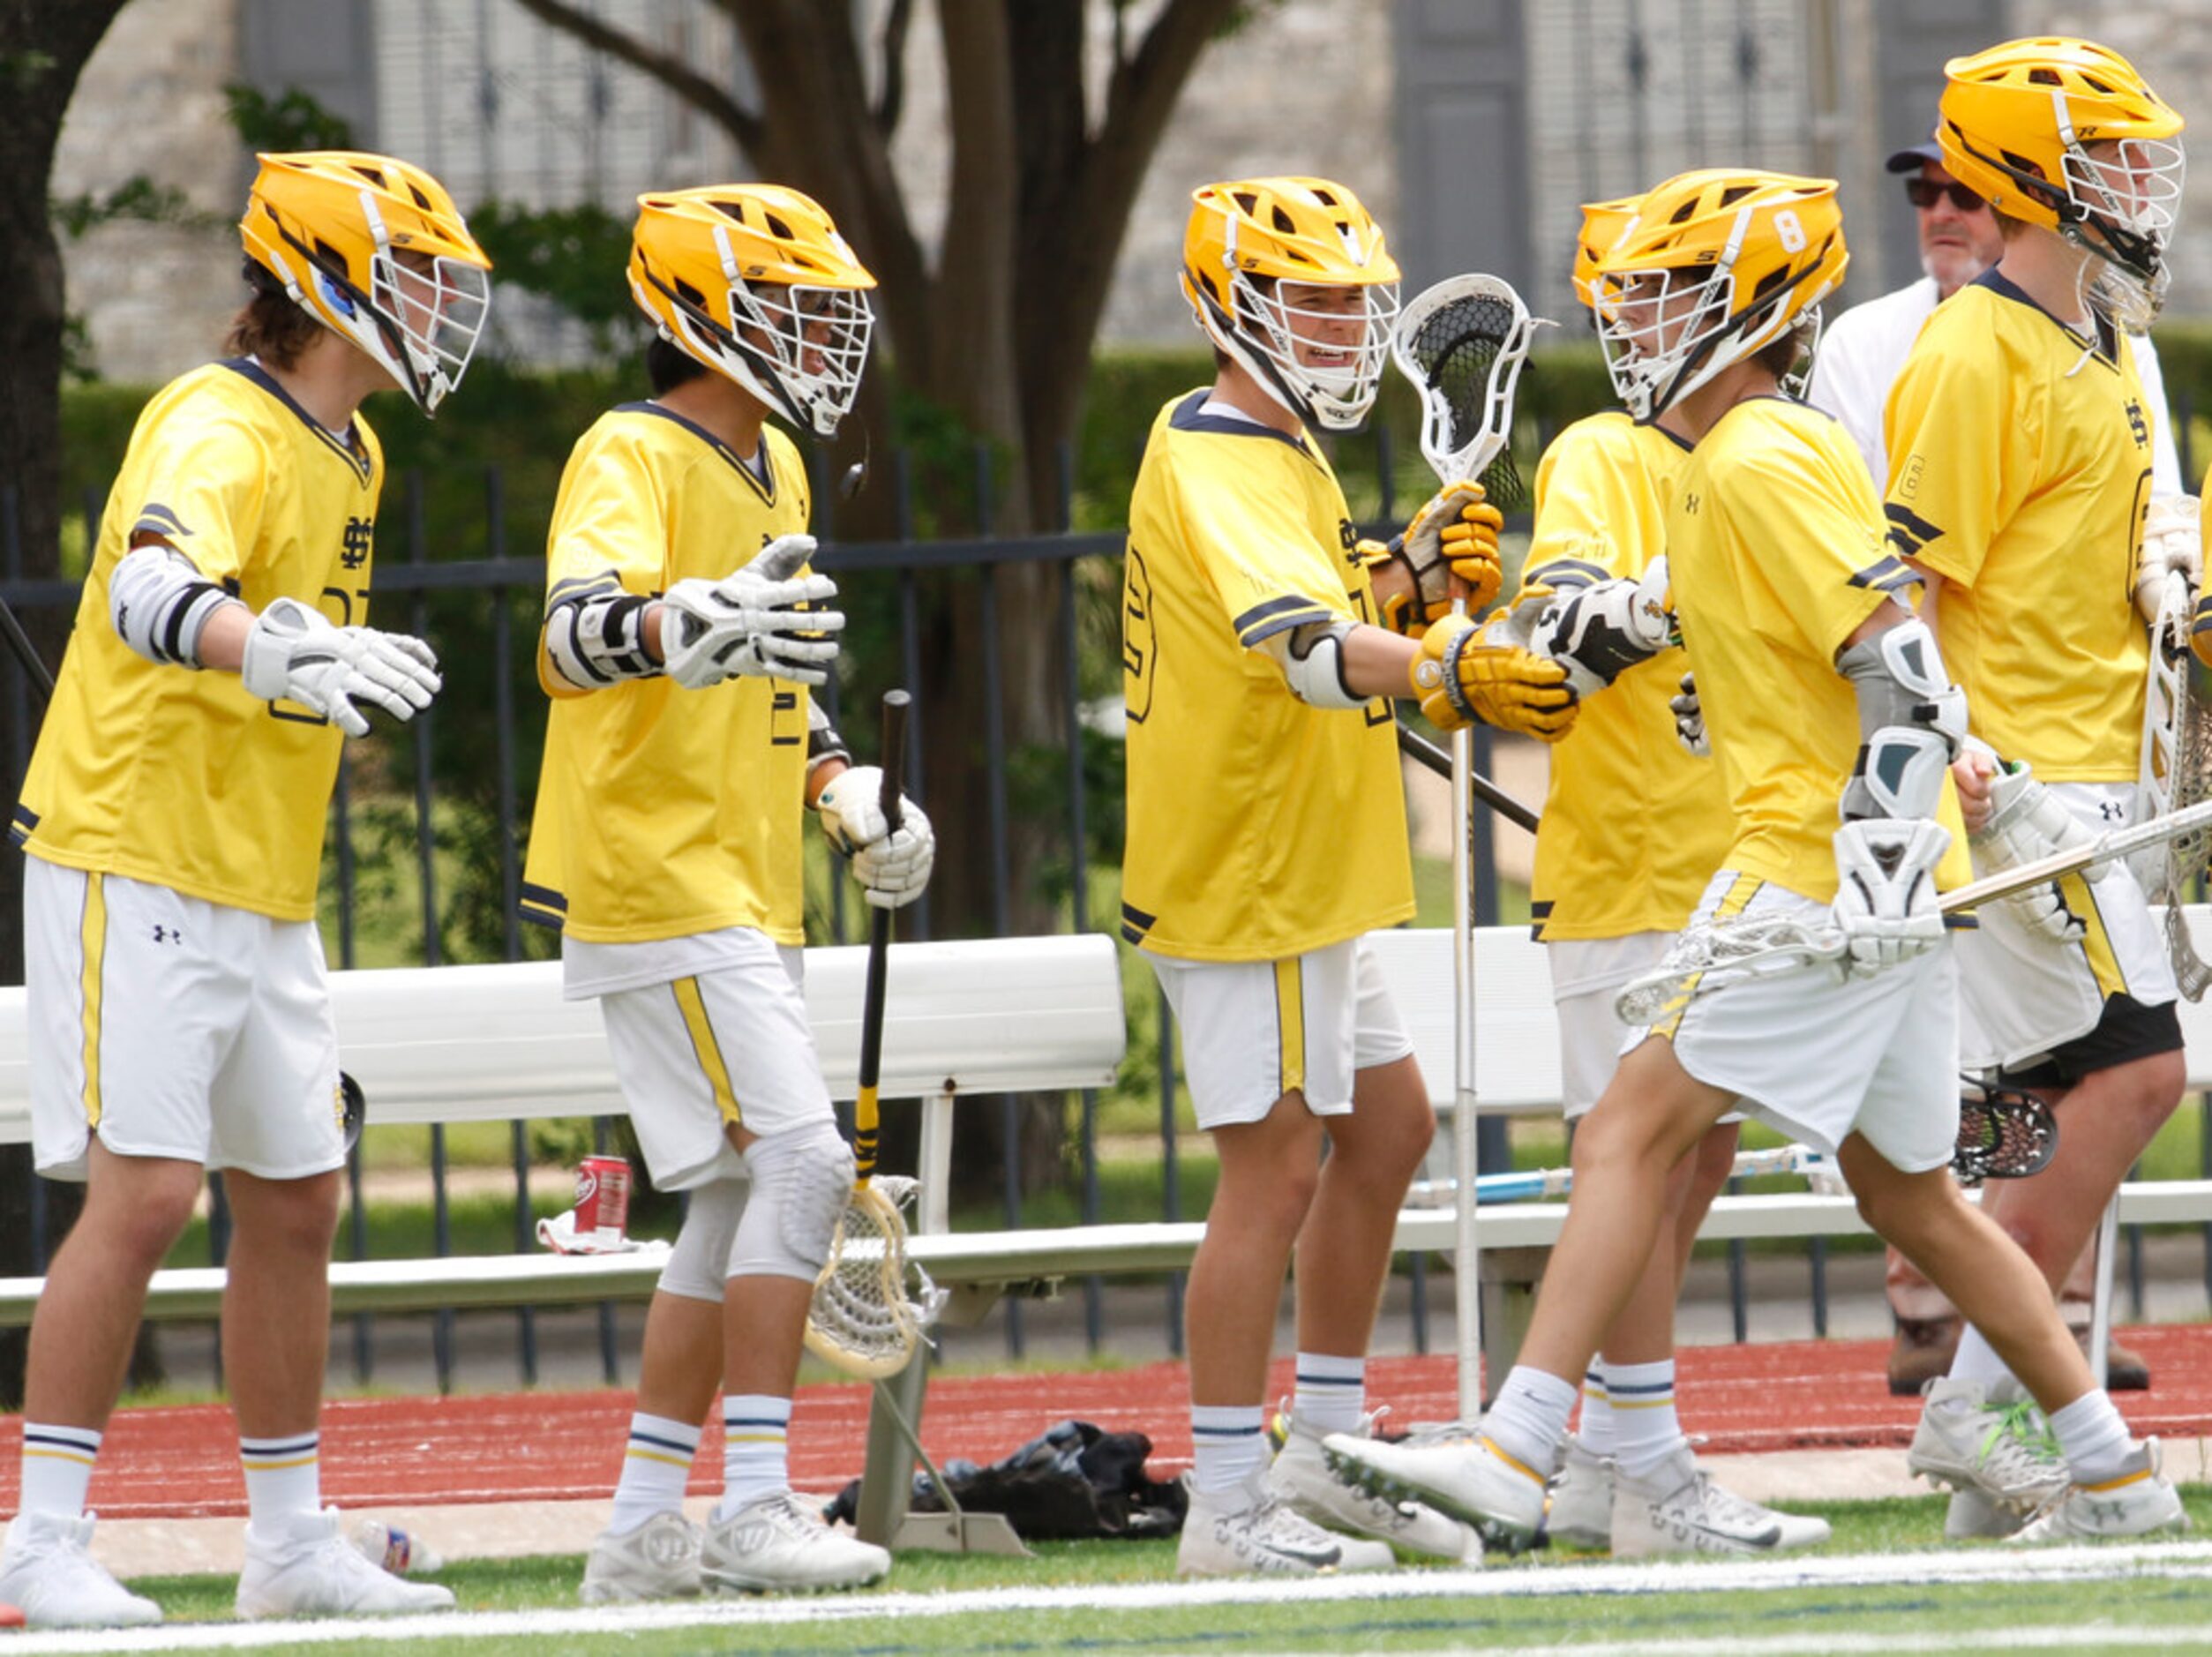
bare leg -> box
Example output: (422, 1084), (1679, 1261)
(1596, 1121), (1736, 1368)
(1516, 1040), (1735, 1385)
(1293, 1055), (1433, 1358)
(634, 1292), (724, 1425)
(1188, 1093), (1323, 1406)
(220, 1167), (343, 1438)
(1837, 1136), (2093, 1413)
(22, 1144), (202, 1430)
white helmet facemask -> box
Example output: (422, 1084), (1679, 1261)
(338, 192), (490, 415)
(1193, 217), (1398, 431)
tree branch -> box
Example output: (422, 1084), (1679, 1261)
(874, 0), (913, 139)
(506, 0), (765, 156)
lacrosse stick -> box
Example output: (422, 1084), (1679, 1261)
(1391, 273), (1550, 1415)
(1394, 719), (1541, 832)
(805, 690), (941, 1379)
(2134, 569), (2212, 998)
(1613, 794), (2212, 1027)
(1953, 1079), (2058, 1186)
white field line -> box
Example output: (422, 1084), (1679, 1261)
(13, 1541), (2212, 1654)
(1381, 1629), (2212, 1657)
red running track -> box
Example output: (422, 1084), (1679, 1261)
(7, 1325), (2208, 1519)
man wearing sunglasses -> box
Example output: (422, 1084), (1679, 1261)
(1812, 118), (2184, 1411)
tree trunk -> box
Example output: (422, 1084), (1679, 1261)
(0, 0), (139, 1406)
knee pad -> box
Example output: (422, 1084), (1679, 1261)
(729, 1121), (854, 1285)
(657, 1178), (747, 1304)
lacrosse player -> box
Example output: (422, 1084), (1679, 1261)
(1878, 39), (2190, 1536)
(521, 185), (928, 1599)
(1500, 195), (1826, 1556)
(1123, 175), (1577, 1578)
(0, 152), (487, 1629)
(1324, 167), (2184, 1555)
(1814, 118), (2183, 1402)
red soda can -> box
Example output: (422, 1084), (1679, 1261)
(575, 1155), (632, 1244)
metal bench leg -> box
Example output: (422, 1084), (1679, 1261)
(2088, 1192), (2119, 1391)
(851, 1354), (1029, 1556)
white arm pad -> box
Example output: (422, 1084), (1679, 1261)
(1258, 619), (1365, 709)
(544, 589), (655, 688)
(109, 544), (237, 669)
(1837, 617), (1968, 821)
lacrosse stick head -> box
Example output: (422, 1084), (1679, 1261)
(1589, 169), (1846, 421)
(804, 1175), (941, 1380)
(1391, 274), (1548, 509)
(1953, 1076), (2058, 1185)
(1181, 177), (1401, 432)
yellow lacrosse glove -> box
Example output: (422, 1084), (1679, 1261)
(1369, 483), (1504, 636)
(1410, 613), (1578, 741)
(2193, 589), (2212, 670)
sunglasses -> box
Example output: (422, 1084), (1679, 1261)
(1904, 177), (1986, 213)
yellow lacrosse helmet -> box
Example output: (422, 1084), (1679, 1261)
(240, 151), (491, 416)
(1180, 176), (1401, 431)
(628, 184), (877, 438)
(1590, 169), (1847, 420)
(1571, 194), (1643, 311)
(1938, 37), (2184, 322)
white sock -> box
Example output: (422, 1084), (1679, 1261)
(715, 1394), (791, 1518)
(2048, 1391), (2135, 1486)
(238, 1432), (321, 1530)
(19, 1423), (101, 1520)
(609, 1412), (701, 1535)
(1190, 1405), (1267, 1500)
(1603, 1360), (1687, 1482)
(1574, 1369), (1615, 1458)
(1292, 1352), (1365, 1436)
(1946, 1323), (2016, 1388)
(1481, 1367), (1578, 1480)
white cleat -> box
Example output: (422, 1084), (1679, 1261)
(1906, 1377), (2069, 1510)
(0, 1511), (161, 1630)
(1177, 1470), (1395, 1578)
(236, 1509), (456, 1618)
(1267, 1411), (1480, 1563)
(1610, 1443), (1831, 1557)
(2011, 1441), (2190, 1544)
(1322, 1428), (1548, 1555)
(1945, 1485), (2027, 1541)
(701, 1491), (888, 1593)
(1543, 1436), (1614, 1552)
(580, 1510), (704, 1603)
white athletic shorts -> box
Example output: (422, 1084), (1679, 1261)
(1955, 782), (2178, 1073)
(589, 928), (832, 1192)
(1146, 936), (1416, 1130)
(1548, 932), (1674, 1120)
(1632, 870), (1960, 1173)
(25, 860), (344, 1181)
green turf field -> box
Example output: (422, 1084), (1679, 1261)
(43, 1488), (2212, 1656)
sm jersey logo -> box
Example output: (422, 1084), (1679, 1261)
(1123, 544), (1157, 724)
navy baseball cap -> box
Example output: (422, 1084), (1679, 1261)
(1886, 140), (1946, 173)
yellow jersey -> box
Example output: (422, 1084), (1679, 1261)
(1120, 392), (1413, 961)
(1522, 413), (1731, 941)
(14, 359), (383, 921)
(1668, 397), (1921, 903)
(1883, 272), (2156, 780)
(522, 404), (815, 945)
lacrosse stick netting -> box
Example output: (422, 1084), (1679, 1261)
(2137, 570), (2212, 999)
(1391, 275), (1546, 507)
(805, 1173), (944, 1380)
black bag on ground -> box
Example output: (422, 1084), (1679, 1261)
(823, 1419), (1187, 1541)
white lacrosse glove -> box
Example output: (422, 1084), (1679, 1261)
(1830, 817), (1951, 976)
(1669, 669), (1709, 757)
(1527, 559), (1674, 697)
(239, 596), (441, 738)
(659, 534), (844, 689)
(2136, 494), (2201, 625)
(816, 764), (935, 910)
(1969, 757), (2101, 943)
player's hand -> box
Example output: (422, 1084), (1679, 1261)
(1968, 756), (2098, 943)
(659, 536), (844, 689)
(240, 596), (440, 738)
(1410, 613), (1578, 740)
(2137, 495), (2201, 625)
(1527, 560), (1674, 696)
(1830, 817), (1950, 975)
(2191, 589), (2212, 671)
(1383, 482), (1504, 632)
(817, 765), (934, 910)
(1670, 670), (1709, 757)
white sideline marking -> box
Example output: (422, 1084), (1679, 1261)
(1449, 1631), (2212, 1657)
(12, 1542), (2212, 1653)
